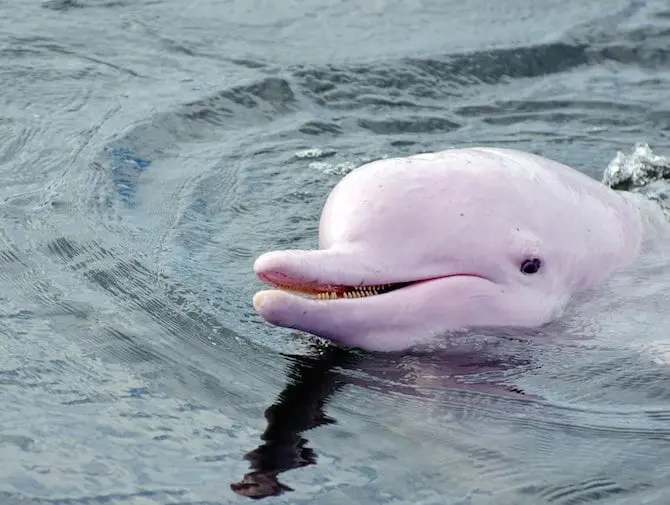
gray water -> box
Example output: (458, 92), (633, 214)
(2, 0), (670, 503)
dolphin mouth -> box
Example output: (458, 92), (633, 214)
(258, 275), (415, 300)
(256, 272), (486, 300)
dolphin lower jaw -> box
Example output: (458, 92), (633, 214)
(252, 274), (512, 352)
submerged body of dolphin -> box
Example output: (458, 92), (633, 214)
(252, 147), (657, 352)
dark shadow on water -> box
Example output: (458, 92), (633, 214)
(231, 340), (534, 499)
(231, 344), (361, 499)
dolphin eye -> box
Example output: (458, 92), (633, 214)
(520, 258), (541, 275)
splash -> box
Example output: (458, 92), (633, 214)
(308, 160), (357, 176)
(293, 148), (334, 160)
(602, 143), (670, 191)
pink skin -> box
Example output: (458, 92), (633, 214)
(253, 147), (644, 352)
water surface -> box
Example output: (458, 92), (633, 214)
(2, 0), (670, 503)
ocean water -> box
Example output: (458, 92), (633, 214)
(2, 0), (670, 503)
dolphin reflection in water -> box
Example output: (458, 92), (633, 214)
(230, 340), (533, 499)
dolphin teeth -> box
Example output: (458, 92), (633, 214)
(310, 286), (395, 300)
(274, 281), (410, 300)
(316, 291), (338, 300)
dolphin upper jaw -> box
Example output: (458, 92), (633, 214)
(253, 247), (439, 291)
(252, 247), (497, 298)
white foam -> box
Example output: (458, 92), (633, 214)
(294, 148), (331, 159)
(308, 160), (357, 176)
(602, 142), (670, 189)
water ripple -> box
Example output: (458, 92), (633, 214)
(2, 0), (670, 503)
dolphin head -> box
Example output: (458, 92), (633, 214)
(253, 147), (643, 352)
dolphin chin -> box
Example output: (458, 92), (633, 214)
(251, 147), (644, 352)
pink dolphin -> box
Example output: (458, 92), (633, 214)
(252, 147), (646, 352)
